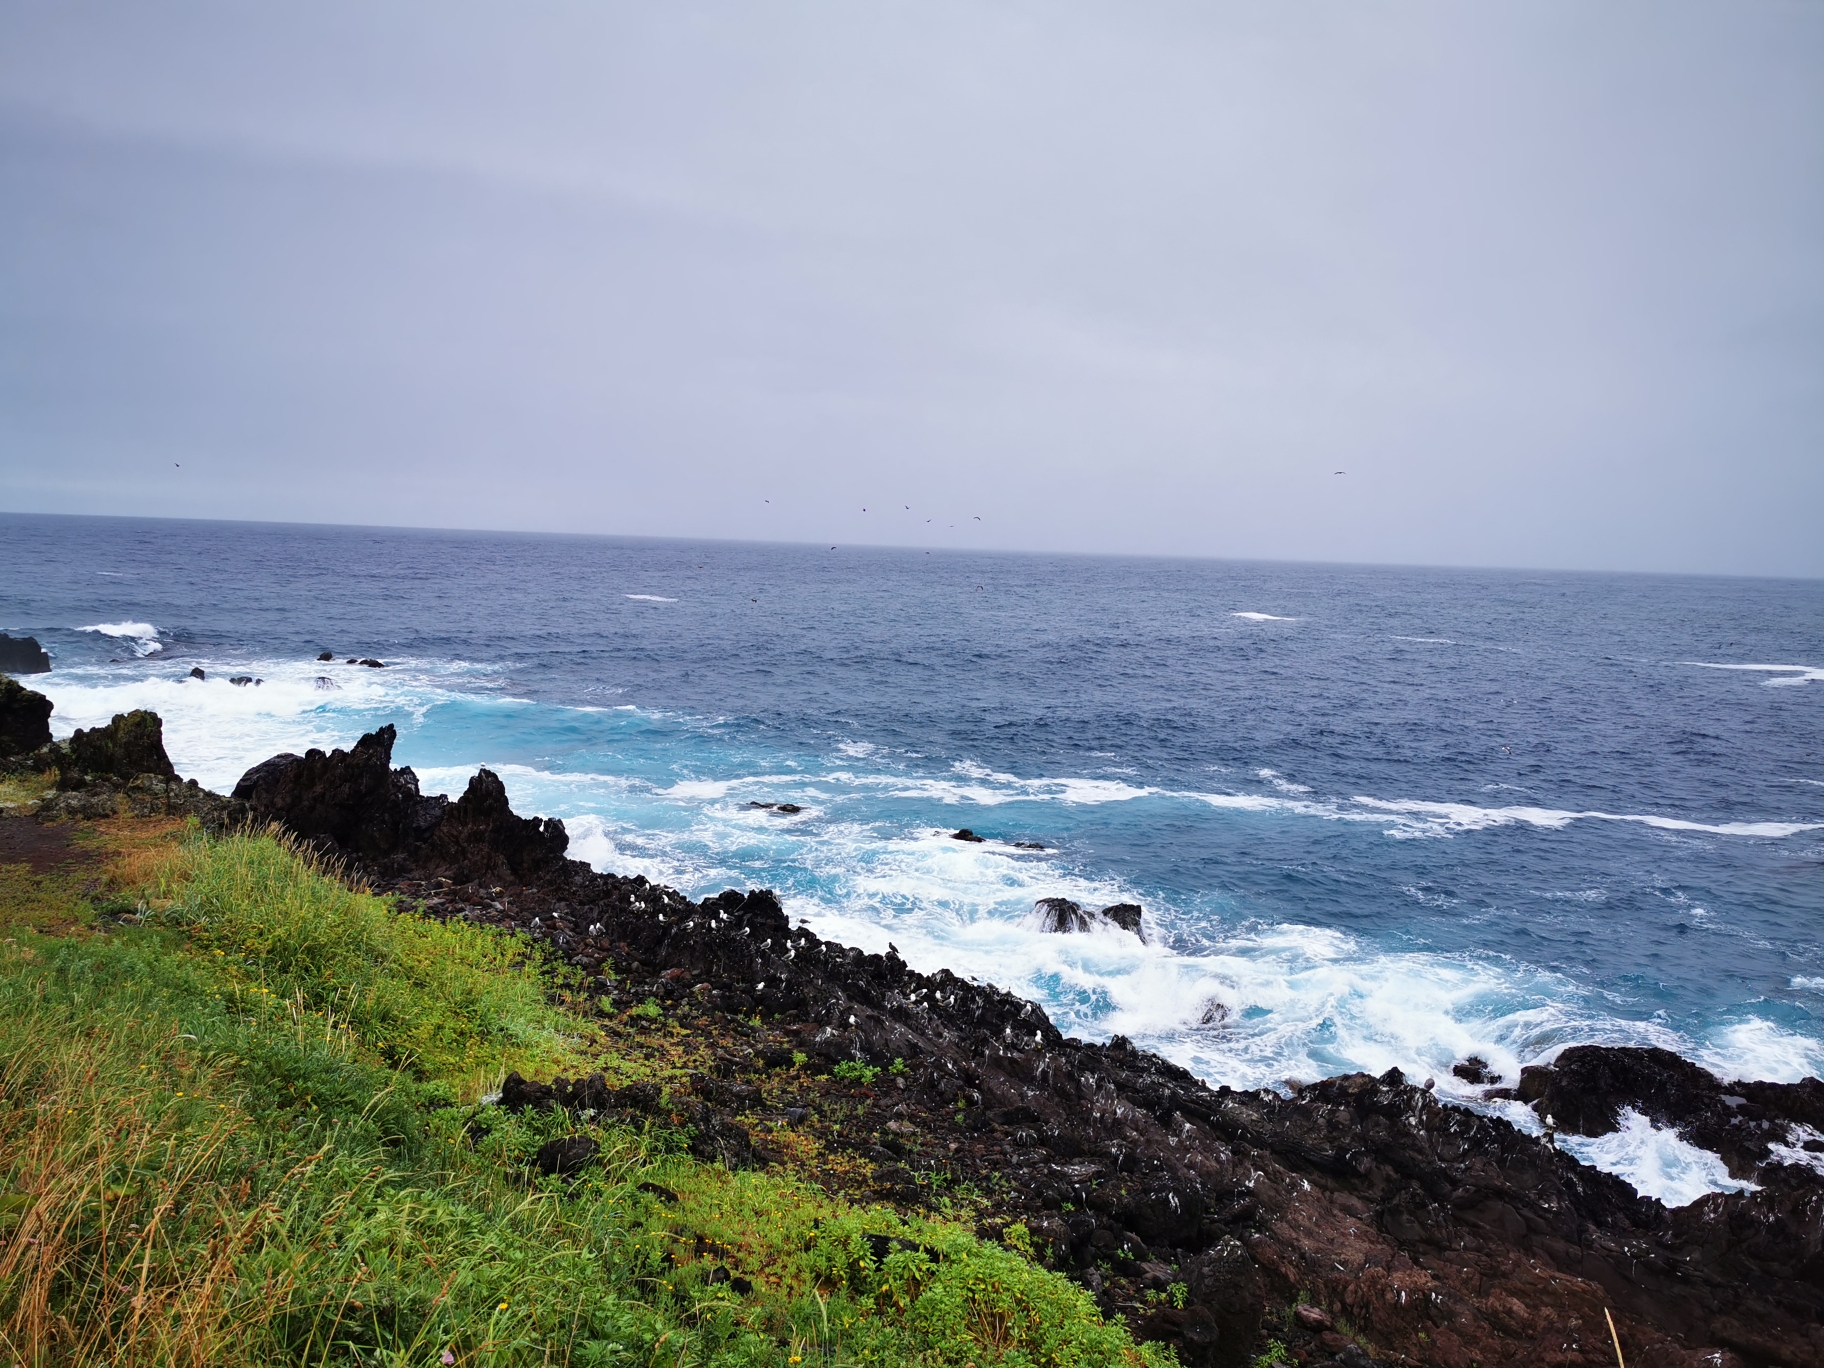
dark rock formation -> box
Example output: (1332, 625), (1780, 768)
(62, 711), (177, 785)
(951, 828), (986, 842)
(318, 651), (335, 662)
(1030, 897), (1146, 942)
(1507, 1044), (1824, 1183)
(19, 707), (243, 829)
(232, 726), (567, 884)
(0, 676), (53, 762)
(0, 634), (51, 675)
(534, 1135), (600, 1178)
(231, 726), (446, 867)
(1452, 1055), (1500, 1085)
(189, 667), (206, 680)
(240, 745), (1824, 1368)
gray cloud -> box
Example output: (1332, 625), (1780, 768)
(2, 0), (1820, 574)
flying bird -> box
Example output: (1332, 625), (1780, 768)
(973, 516), (981, 521)
(1334, 471), (1346, 475)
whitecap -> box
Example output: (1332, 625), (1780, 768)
(1791, 976), (1824, 993)
(1391, 636), (1454, 644)
(1695, 1019), (1824, 1084)
(1231, 612), (1297, 622)
(77, 621), (162, 655)
(623, 594), (678, 603)
(1558, 1110), (1755, 1207)
(1351, 796), (1823, 840)
(1256, 768), (1312, 794)
(1687, 662), (1824, 687)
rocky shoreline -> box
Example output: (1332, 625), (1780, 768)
(6, 695), (1823, 1367)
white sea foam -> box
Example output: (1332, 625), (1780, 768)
(1231, 612), (1297, 622)
(1256, 768), (1312, 794)
(623, 594), (678, 603)
(77, 621), (162, 655)
(1391, 636), (1454, 644)
(1695, 1020), (1824, 1085)
(1688, 662), (1824, 687)
(1767, 1124), (1824, 1178)
(1792, 976), (1824, 992)
(1351, 796), (1823, 840)
(1559, 1110), (1755, 1208)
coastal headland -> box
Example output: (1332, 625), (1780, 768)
(2, 694), (1820, 1367)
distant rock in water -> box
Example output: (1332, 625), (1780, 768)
(1013, 840), (1046, 850)
(1029, 896), (1147, 942)
(189, 666), (205, 680)
(314, 676), (339, 690)
(1453, 1055), (1500, 1085)
(317, 651), (335, 661)
(358, 658), (385, 668)
(233, 724), (569, 885)
(0, 676), (53, 761)
(951, 828), (986, 843)
(229, 676), (253, 687)
(747, 801), (802, 813)
(0, 634), (51, 675)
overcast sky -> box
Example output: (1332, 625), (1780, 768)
(1, 1), (1820, 575)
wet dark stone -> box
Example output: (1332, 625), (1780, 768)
(0, 634), (51, 675)
(951, 828), (986, 842)
(189, 666), (206, 680)
(1452, 1055), (1500, 1085)
(0, 676), (53, 761)
(534, 1135), (599, 1177)
(61, 710), (177, 785)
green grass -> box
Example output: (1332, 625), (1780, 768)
(0, 824), (1175, 1368)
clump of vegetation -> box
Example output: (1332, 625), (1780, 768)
(831, 1059), (881, 1087)
(0, 823), (1175, 1367)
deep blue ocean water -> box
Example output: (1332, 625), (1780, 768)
(6, 512), (1822, 1199)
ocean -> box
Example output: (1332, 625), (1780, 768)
(6, 511), (1822, 1203)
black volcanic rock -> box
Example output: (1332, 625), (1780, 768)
(1515, 1043), (1824, 1182)
(418, 767), (569, 885)
(61, 711), (177, 786)
(233, 725), (566, 884)
(534, 1135), (599, 1177)
(0, 676), (53, 762)
(1030, 897), (1146, 941)
(0, 634), (51, 674)
(232, 725), (447, 868)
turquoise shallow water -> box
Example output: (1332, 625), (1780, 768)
(6, 512), (1823, 1198)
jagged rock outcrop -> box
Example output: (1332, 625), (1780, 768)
(60, 710), (177, 786)
(1029, 897), (1147, 941)
(22, 708), (243, 827)
(0, 633), (51, 674)
(232, 725), (567, 883)
(0, 676), (53, 763)
(1504, 1044), (1824, 1183)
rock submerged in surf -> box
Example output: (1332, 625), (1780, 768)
(1029, 896), (1147, 942)
(951, 828), (986, 842)
(746, 801), (803, 814)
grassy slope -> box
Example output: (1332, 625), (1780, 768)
(0, 820), (1174, 1368)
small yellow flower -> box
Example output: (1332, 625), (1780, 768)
(498, 1301), (509, 1311)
